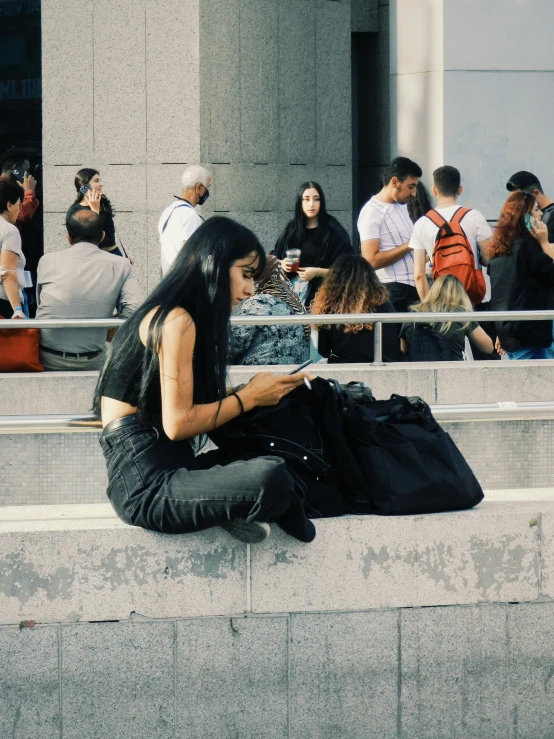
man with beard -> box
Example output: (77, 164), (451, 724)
(358, 156), (422, 312)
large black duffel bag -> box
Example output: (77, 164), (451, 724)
(339, 390), (484, 515)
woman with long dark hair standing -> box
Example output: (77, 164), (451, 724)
(68, 168), (126, 257)
(489, 192), (554, 359)
(271, 181), (354, 307)
(94, 216), (315, 544)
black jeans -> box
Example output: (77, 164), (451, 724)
(99, 415), (316, 542)
(385, 282), (420, 313)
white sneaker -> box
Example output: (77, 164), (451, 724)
(220, 520), (271, 544)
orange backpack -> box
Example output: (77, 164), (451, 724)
(427, 207), (486, 306)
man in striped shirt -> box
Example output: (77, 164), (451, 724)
(358, 157), (422, 313)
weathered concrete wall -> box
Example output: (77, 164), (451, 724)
(2, 499), (554, 737)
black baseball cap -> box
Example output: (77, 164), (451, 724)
(506, 171), (540, 192)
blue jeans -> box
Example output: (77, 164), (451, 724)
(507, 321), (554, 360)
(99, 414), (316, 542)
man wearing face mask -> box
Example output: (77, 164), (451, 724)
(159, 165), (212, 275)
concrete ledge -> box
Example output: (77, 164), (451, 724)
(2, 361), (554, 415)
(1, 495), (553, 625)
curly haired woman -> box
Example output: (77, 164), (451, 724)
(311, 254), (401, 363)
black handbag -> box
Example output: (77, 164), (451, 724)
(342, 393), (483, 515)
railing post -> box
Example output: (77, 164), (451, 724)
(372, 321), (384, 365)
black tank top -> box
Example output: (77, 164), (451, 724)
(102, 340), (162, 416)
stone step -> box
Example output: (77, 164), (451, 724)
(1, 416), (552, 506)
(2, 360), (554, 416)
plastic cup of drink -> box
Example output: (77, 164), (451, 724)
(286, 249), (301, 273)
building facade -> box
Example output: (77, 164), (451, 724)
(2, 0), (550, 291)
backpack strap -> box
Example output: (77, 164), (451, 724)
(425, 209), (448, 228)
(450, 207), (472, 226)
(161, 202), (194, 234)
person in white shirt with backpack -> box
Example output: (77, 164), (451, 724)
(159, 165), (212, 275)
(411, 166), (493, 302)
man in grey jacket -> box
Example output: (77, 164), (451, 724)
(36, 209), (143, 371)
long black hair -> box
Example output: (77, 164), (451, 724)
(280, 181), (334, 254)
(93, 216), (266, 415)
(73, 168), (114, 218)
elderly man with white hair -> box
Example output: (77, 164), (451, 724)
(159, 165), (212, 275)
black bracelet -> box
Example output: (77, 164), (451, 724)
(230, 392), (245, 415)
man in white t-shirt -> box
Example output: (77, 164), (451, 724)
(410, 165), (493, 302)
(358, 156), (422, 312)
(159, 165), (212, 275)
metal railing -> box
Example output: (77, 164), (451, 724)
(2, 401), (554, 434)
(2, 310), (554, 363)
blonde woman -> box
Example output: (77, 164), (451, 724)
(400, 274), (493, 360)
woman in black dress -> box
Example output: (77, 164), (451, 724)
(272, 181), (354, 307)
(68, 168), (127, 258)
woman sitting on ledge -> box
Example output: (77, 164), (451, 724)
(94, 217), (315, 544)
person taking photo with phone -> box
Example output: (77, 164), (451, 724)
(68, 168), (127, 258)
(94, 216), (316, 545)
(0, 149), (39, 224)
(489, 192), (554, 360)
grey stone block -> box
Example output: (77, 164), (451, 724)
(352, 0), (379, 32)
(93, 0), (147, 164)
(147, 211), (163, 293)
(278, 0), (317, 164)
(42, 165), (80, 213)
(239, 0), (280, 164)
(44, 212), (70, 254)
(42, 1), (94, 164)
(199, 0), (241, 163)
(0, 522), (247, 623)
(0, 625), (60, 739)
(0, 433), (107, 507)
(146, 0), (201, 163)
(507, 603), (554, 738)
(176, 616), (288, 738)
(435, 362), (554, 404)
(61, 621), (174, 739)
(290, 611), (398, 739)
(400, 605), (509, 739)
(225, 210), (291, 252)
(115, 211), (149, 295)
(251, 505), (540, 613)
(316, 0), (352, 165)
(99, 164), (147, 213)
(212, 164), (279, 212)
(538, 510), (554, 599)
(0, 371), (97, 415)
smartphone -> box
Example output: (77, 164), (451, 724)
(524, 213), (536, 231)
(287, 359), (313, 375)
(12, 168), (25, 184)
(80, 184), (91, 197)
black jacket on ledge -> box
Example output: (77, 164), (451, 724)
(489, 233), (554, 352)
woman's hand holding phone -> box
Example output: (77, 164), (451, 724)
(530, 218), (550, 247)
(86, 188), (102, 214)
(238, 371), (315, 410)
